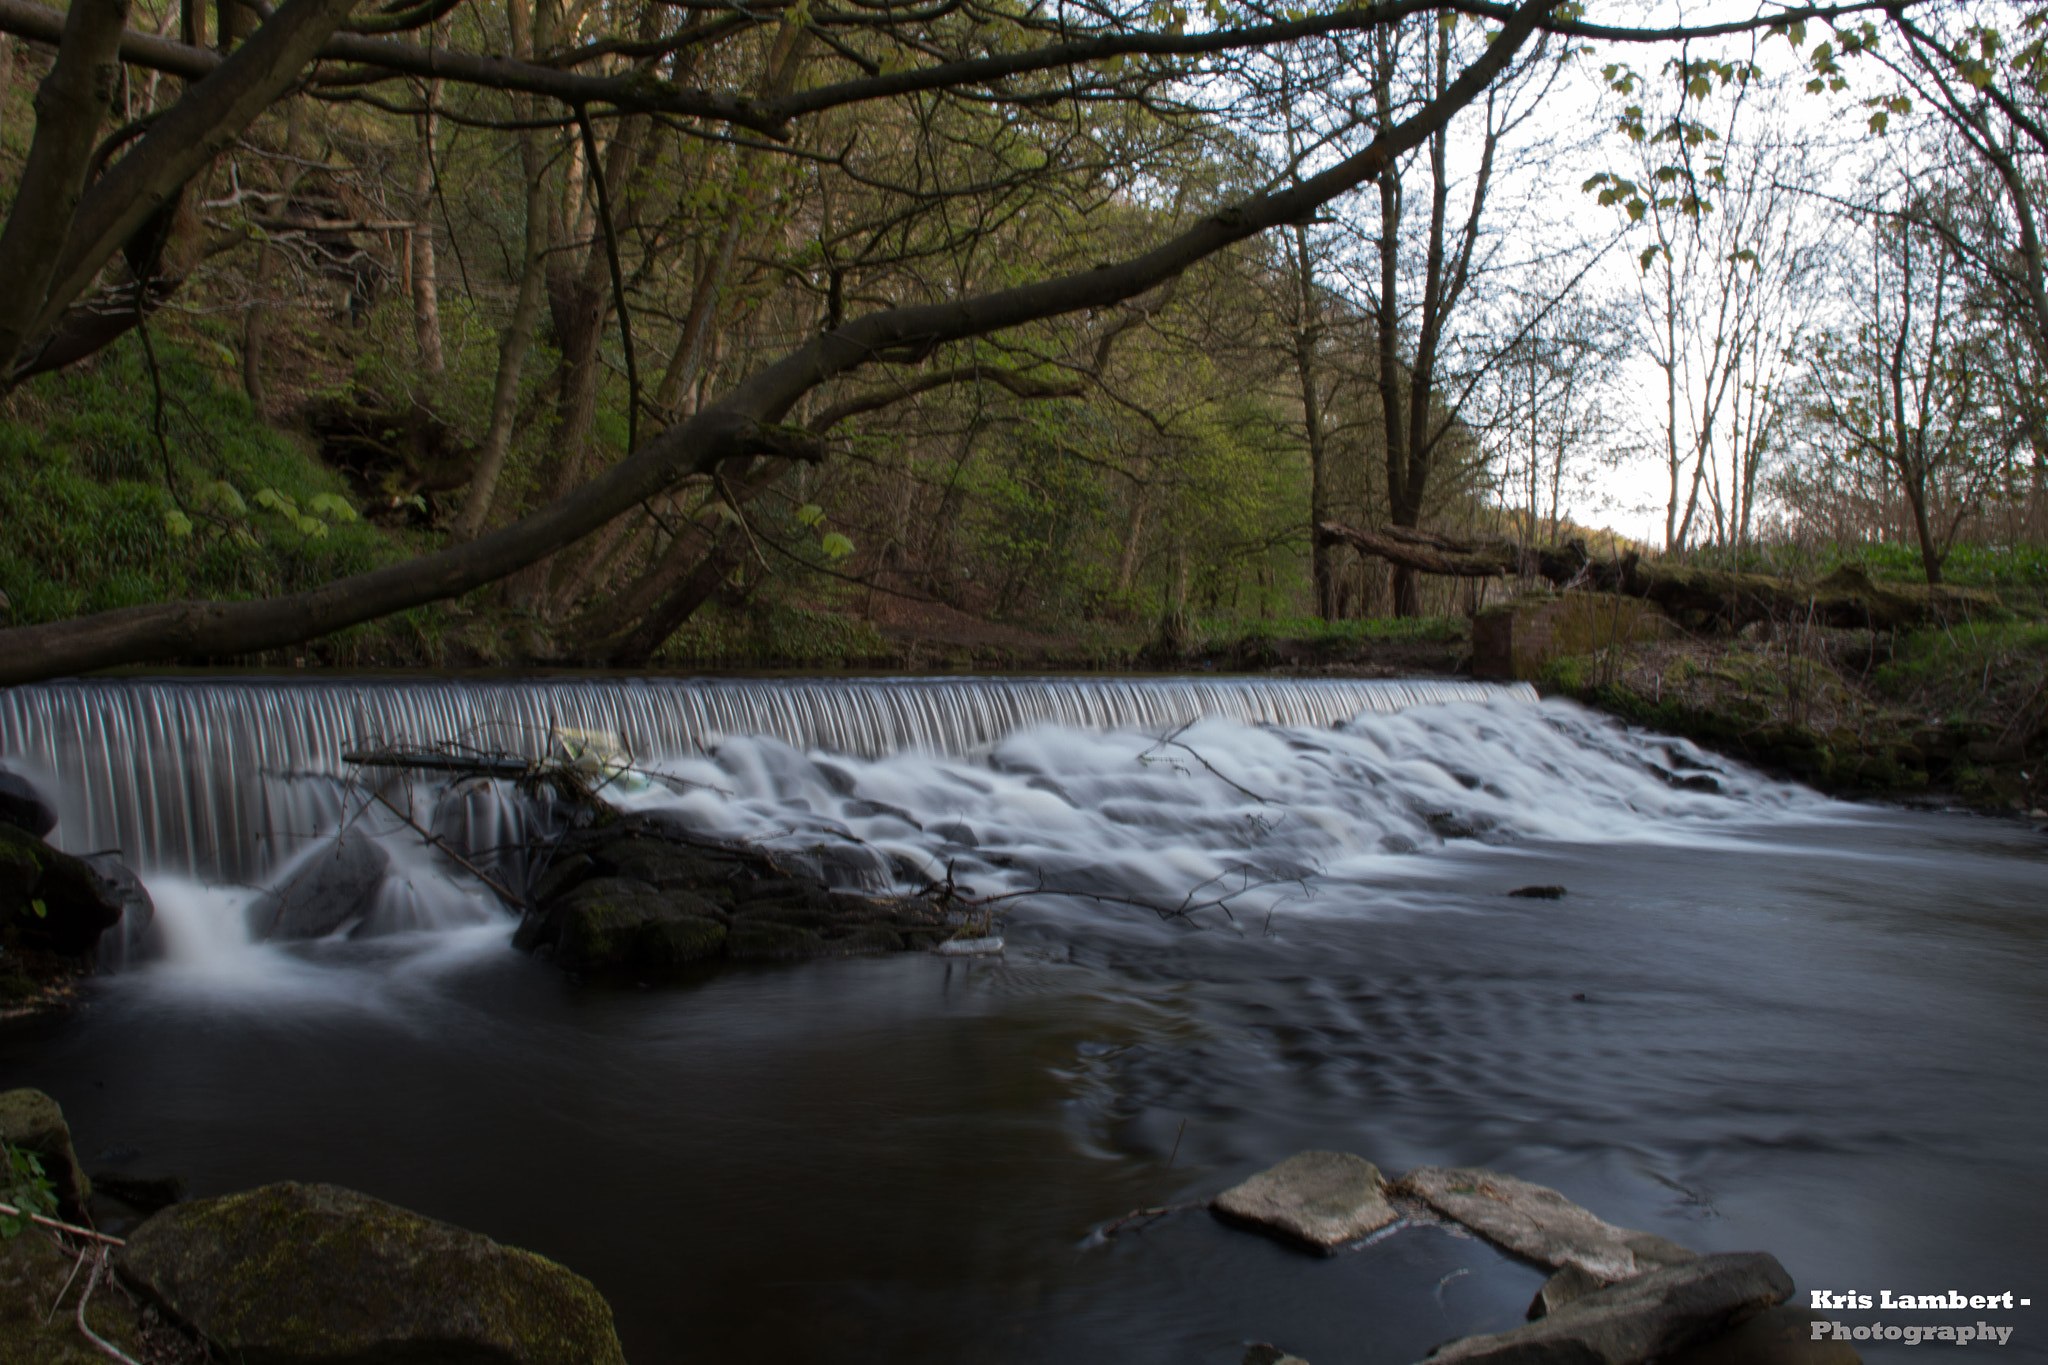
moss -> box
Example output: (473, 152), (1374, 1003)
(116, 1182), (625, 1365)
(726, 920), (827, 961)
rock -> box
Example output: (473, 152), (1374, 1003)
(1398, 1167), (1696, 1282)
(249, 829), (390, 940)
(115, 1181), (626, 1365)
(84, 853), (158, 971)
(529, 877), (729, 973)
(1530, 1263), (1603, 1319)
(1508, 885), (1568, 899)
(1245, 1346), (1312, 1365)
(1425, 1251), (1793, 1364)
(1212, 1151), (1399, 1252)
(0, 1087), (92, 1221)
(92, 1171), (187, 1214)
(515, 815), (955, 977)
(932, 935), (1004, 956)
(1661, 1305), (1862, 1365)
(0, 824), (123, 959)
(0, 768), (56, 838)
(0, 1212), (154, 1361)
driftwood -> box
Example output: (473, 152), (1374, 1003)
(1316, 522), (2000, 631)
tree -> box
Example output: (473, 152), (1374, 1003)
(0, 0), (1914, 680)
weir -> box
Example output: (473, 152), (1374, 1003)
(0, 675), (1529, 880)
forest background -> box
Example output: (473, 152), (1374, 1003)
(0, 0), (2044, 704)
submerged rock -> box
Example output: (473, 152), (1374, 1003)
(92, 1170), (188, 1215)
(1397, 1166), (1696, 1283)
(1424, 1251), (1793, 1364)
(514, 815), (954, 978)
(1211, 1151), (1399, 1252)
(0, 1087), (92, 1222)
(249, 829), (391, 941)
(116, 1181), (626, 1365)
(1244, 1346), (1312, 1365)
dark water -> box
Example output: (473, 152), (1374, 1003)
(5, 805), (2045, 1363)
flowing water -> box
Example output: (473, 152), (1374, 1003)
(1, 675), (2043, 1363)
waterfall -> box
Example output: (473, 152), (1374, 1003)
(0, 675), (1530, 878)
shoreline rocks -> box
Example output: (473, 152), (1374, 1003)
(1211, 1150), (1398, 1252)
(1199, 1152), (1848, 1365)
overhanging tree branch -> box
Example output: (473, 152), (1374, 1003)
(0, 0), (1553, 683)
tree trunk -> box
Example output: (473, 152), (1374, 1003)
(241, 241), (273, 419)
(410, 77), (445, 376)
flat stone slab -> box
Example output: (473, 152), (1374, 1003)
(1424, 1251), (1794, 1364)
(1212, 1151), (1398, 1251)
(1397, 1166), (1696, 1283)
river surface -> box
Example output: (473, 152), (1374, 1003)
(1, 677), (2043, 1363)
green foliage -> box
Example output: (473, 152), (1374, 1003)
(0, 340), (405, 626)
(1675, 541), (2048, 596)
(0, 1142), (56, 1238)
(654, 601), (892, 669)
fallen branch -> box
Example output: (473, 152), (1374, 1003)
(0, 1201), (125, 1245)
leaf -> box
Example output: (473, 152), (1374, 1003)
(1869, 111), (1888, 134)
(206, 480), (247, 515)
(820, 531), (855, 559)
(164, 508), (194, 539)
(254, 487), (298, 515)
(29, 898), (46, 919)
(307, 492), (358, 523)
(796, 502), (826, 526)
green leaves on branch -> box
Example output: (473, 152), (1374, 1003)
(161, 480), (359, 543)
(0, 1142), (56, 1239)
(795, 502), (854, 560)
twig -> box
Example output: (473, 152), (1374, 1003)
(45, 1237), (89, 1322)
(0, 1202), (125, 1245)
(1138, 721), (1279, 806)
(366, 787), (526, 908)
(1098, 1200), (1201, 1238)
(1166, 1117), (1187, 1171)
(75, 1247), (145, 1365)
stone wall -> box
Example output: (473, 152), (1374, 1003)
(1472, 592), (1671, 682)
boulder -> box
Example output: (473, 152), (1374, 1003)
(1212, 1151), (1399, 1252)
(521, 876), (728, 973)
(0, 1087), (91, 1221)
(0, 823), (123, 959)
(513, 815), (957, 976)
(84, 853), (157, 971)
(1397, 1166), (1696, 1282)
(0, 768), (56, 838)
(115, 1181), (626, 1365)
(249, 830), (390, 941)
(1424, 1251), (1794, 1364)
(1661, 1305), (1862, 1365)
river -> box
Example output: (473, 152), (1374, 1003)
(2, 676), (2042, 1363)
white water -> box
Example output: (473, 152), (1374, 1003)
(0, 676), (1828, 974)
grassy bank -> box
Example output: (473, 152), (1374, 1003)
(1541, 612), (2047, 813)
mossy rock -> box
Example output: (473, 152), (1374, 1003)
(115, 1181), (625, 1365)
(0, 1089), (90, 1221)
(0, 825), (121, 959)
(0, 1218), (152, 1363)
(550, 878), (727, 973)
(726, 920), (828, 961)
